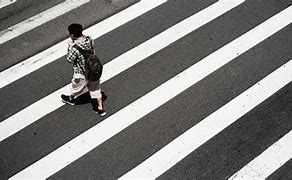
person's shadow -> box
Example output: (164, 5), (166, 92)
(74, 91), (107, 107)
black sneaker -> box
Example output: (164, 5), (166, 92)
(61, 95), (75, 105)
(93, 108), (107, 117)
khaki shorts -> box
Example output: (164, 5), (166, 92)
(70, 77), (102, 99)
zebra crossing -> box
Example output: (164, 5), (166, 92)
(0, 0), (243, 142)
(0, 0), (166, 88)
(0, 0), (292, 179)
(0, 0), (16, 10)
(230, 128), (292, 179)
(0, 0), (90, 45)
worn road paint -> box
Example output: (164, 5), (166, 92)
(229, 129), (292, 179)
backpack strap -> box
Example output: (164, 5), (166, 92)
(87, 36), (95, 54)
(73, 44), (92, 59)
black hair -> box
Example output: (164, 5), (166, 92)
(68, 23), (83, 38)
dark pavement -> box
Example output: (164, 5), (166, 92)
(0, 0), (291, 179)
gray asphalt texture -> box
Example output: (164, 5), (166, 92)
(0, 0), (292, 179)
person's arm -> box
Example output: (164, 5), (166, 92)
(67, 39), (77, 63)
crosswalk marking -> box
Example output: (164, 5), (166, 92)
(229, 129), (292, 179)
(0, 0), (167, 89)
(11, 2), (292, 179)
(120, 59), (292, 179)
(8, 1), (246, 179)
(0, 0), (90, 45)
(2, 1), (292, 179)
(0, 0), (16, 9)
(119, 4), (292, 178)
(0, 0), (242, 142)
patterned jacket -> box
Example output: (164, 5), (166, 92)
(67, 36), (93, 76)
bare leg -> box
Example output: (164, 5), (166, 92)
(97, 97), (103, 110)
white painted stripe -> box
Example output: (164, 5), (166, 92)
(0, 0), (90, 44)
(229, 130), (292, 180)
(0, 0), (241, 142)
(118, 5), (292, 178)
(120, 60), (292, 179)
(0, 0), (16, 9)
(8, 1), (244, 179)
(0, 0), (166, 89)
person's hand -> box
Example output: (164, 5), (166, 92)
(67, 39), (74, 46)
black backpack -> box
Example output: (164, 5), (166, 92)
(73, 44), (103, 81)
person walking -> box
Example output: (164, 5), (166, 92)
(61, 23), (106, 117)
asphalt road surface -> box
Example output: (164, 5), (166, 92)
(0, 0), (292, 179)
